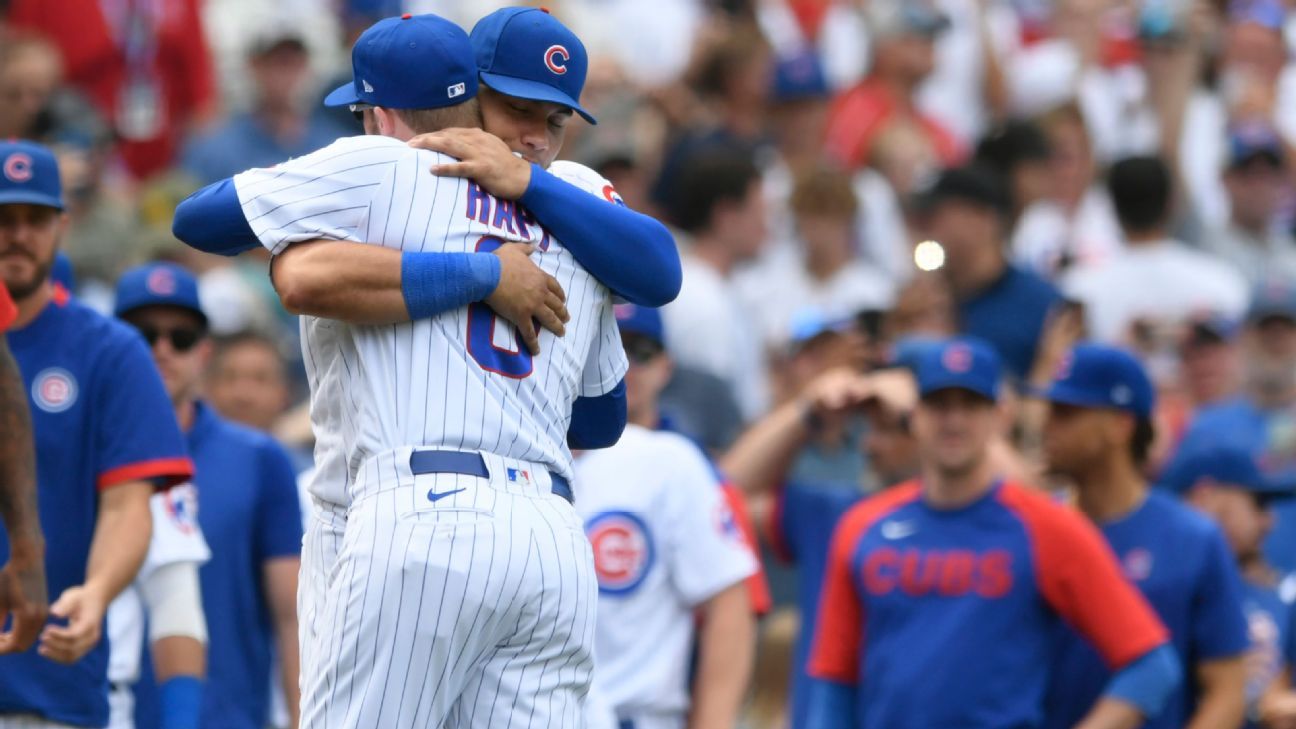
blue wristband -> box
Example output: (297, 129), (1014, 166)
(159, 675), (203, 729)
(401, 251), (501, 320)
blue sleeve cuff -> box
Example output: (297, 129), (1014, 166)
(567, 379), (627, 449)
(1105, 644), (1182, 718)
(158, 675), (203, 729)
(401, 251), (501, 320)
(171, 178), (262, 256)
(802, 678), (854, 729)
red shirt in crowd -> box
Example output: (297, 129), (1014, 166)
(824, 77), (964, 171)
(9, 0), (216, 180)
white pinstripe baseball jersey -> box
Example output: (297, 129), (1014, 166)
(233, 135), (627, 507)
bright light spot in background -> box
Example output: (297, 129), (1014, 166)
(914, 240), (946, 272)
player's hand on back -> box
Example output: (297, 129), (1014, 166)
(410, 128), (532, 200)
(487, 243), (569, 355)
(37, 585), (105, 664)
(0, 542), (49, 654)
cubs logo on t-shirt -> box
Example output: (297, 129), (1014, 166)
(586, 510), (654, 595)
(31, 367), (77, 413)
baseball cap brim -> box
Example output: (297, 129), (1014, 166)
(0, 190), (63, 211)
(1039, 382), (1117, 411)
(480, 71), (597, 125)
(323, 81), (361, 108)
(919, 377), (997, 402)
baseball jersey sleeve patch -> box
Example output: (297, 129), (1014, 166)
(586, 510), (655, 595)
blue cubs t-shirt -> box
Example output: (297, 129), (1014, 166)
(1241, 580), (1296, 728)
(1045, 491), (1249, 729)
(0, 290), (192, 727)
(134, 401), (303, 729)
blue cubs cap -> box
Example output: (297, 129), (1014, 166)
(1043, 344), (1155, 419)
(114, 262), (207, 326)
(324, 14), (478, 109)
(915, 337), (1001, 401)
(614, 303), (663, 345)
(0, 139), (64, 210)
(470, 7), (596, 125)
(1161, 444), (1291, 502)
(771, 50), (830, 103)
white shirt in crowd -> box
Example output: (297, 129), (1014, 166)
(737, 254), (893, 350)
(1013, 187), (1124, 277)
(1062, 238), (1250, 343)
(663, 253), (770, 421)
(576, 425), (758, 728)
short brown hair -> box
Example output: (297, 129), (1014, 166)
(790, 166), (857, 220)
(393, 98), (482, 134)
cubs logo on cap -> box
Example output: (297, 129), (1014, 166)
(544, 44), (569, 75)
(32, 367), (78, 414)
(0, 140), (64, 210)
(146, 266), (178, 296)
(941, 343), (973, 373)
(470, 7), (597, 124)
(586, 511), (654, 595)
(4, 153), (33, 183)
(114, 262), (208, 327)
(915, 337), (1001, 401)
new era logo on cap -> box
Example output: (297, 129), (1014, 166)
(448, 82), (466, 98)
(362, 79), (374, 93)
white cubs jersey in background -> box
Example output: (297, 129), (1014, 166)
(107, 485), (211, 685)
(575, 425), (758, 724)
(233, 136), (627, 506)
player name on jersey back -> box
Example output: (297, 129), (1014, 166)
(234, 136), (626, 506)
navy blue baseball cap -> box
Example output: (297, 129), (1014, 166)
(1228, 120), (1285, 169)
(114, 262), (207, 327)
(1161, 444), (1291, 502)
(324, 14), (478, 109)
(915, 337), (1001, 401)
(0, 140), (64, 210)
(1043, 344), (1155, 419)
(614, 303), (663, 345)
(771, 50), (830, 103)
(470, 7), (596, 125)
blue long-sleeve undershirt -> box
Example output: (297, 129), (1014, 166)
(568, 379), (627, 449)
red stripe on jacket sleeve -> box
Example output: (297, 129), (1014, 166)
(98, 457), (195, 491)
(807, 481), (922, 683)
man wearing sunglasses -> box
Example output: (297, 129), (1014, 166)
(0, 139), (194, 729)
(113, 262), (304, 729)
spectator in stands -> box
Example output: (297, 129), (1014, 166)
(973, 119), (1052, 228)
(0, 32), (62, 139)
(181, 30), (347, 185)
(206, 332), (292, 433)
(1206, 121), (1296, 286)
(1171, 280), (1296, 573)
(1013, 102), (1123, 277)
(824, 0), (962, 171)
(914, 164), (1063, 379)
(1063, 155), (1249, 345)
(7, 0), (217, 179)
(662, 146), (771, 421)
(745, 166), (893, 352)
